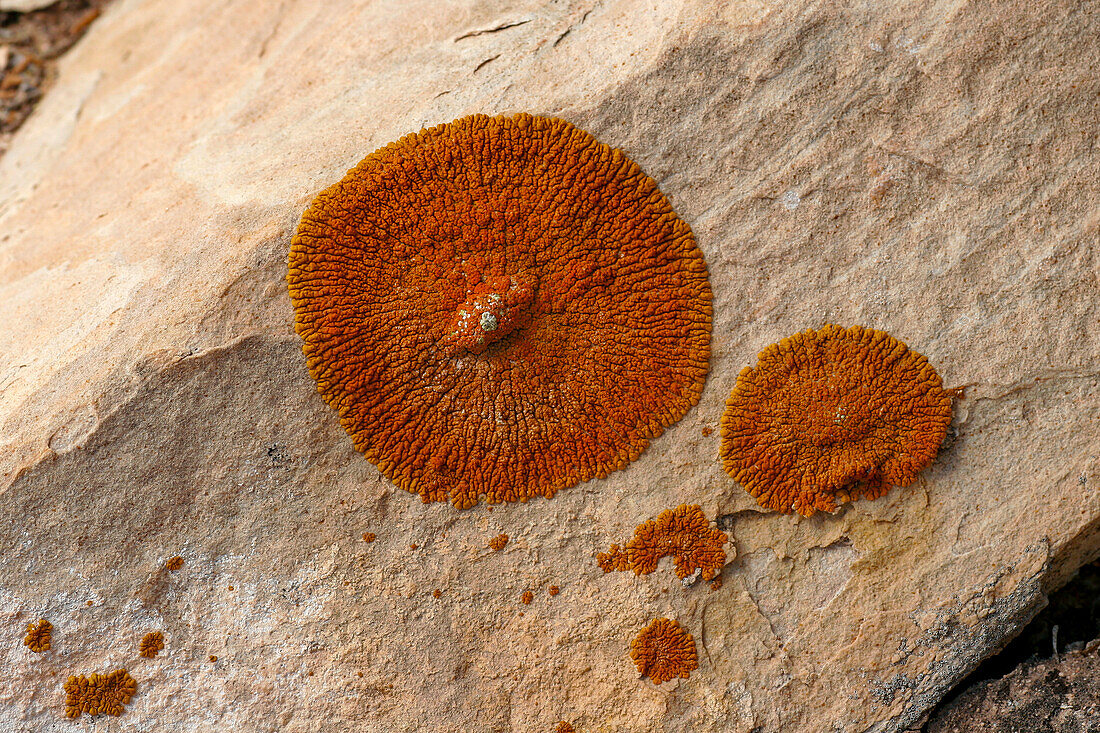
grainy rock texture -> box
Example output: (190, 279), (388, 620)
(0, 1), (1098, 732)
(926, 641), (1100, 733)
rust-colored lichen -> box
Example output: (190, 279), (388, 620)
(488, 534), (509, 551)
(521, 590), (534, 605)
(165, 556), (183, 571)
(63, 669), (137, 718)
(555, 723), (575, 733)
(720, 324), (955, 516)
(597, 504), (727, 581)
(139, 631), (164, 658)
(288, 113), (712, 509)
(630, 617), (698, 684)
(548, 585), (560, 596)
(23, 618), (52, 652)
(362, 532), (376, 542)
(432, 589), (442, 598)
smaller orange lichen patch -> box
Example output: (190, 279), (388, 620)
(721, 324), (956, 516)
(701, 426), (712, 437)
(362, 532), (376, 542)
(165, 556), (184, 571)
(209, 655), (217, 662)
(488, 534), (509, 551)
(630, 617), (698, 684)
(63, 669), (137, 718)
(432, 589), (442, 599)
(598, 504), (726, 581)
(23, 619), (52, 652)
(521, 591), (534, 605)
(139, 631), (164, 659)
(409, 544), (418, 550)
(548, 585), (560, 596)
(555, 723), (575, 733)
(708, 577), (723, 592)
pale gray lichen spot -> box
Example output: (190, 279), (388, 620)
(480, 312), (498, 332)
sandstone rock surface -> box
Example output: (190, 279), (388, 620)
(1, 1), (1098, 731)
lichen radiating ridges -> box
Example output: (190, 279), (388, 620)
(288, 113), (712, 508)
(721, 324), (954, 516)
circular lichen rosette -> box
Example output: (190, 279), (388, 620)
(288, 113), (712, 508)
(720, 324), (954, 516)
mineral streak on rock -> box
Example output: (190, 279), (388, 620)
(23, 618), (52, 652)
(630, 617), (698, 685)
(287, 112), (712, 509)
(63, 669), (137, 718)
(720, 324), (955, 516)
(598, 504), (727, 581)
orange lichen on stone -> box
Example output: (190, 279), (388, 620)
(139, 631), (164, 658)
(23, 618), (52, 652)
(432, 589), (442, 598)
(555, 723), (575, 733)
(362, 532), (376, 542)
(597, 504), (727, 581)
(521, 590), (534, 605)
(630, 617), (698, 684)
(548, 585), (560, 596)
(488, 534), (509, 551)
(720, 324), (956, 516)
(209, 655), (217, 662)
(63, 669), (137, 718)
(165, 556), (183, 571)
(288, 113), (712, 509)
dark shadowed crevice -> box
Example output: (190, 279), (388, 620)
(921, 558), (1100, 730)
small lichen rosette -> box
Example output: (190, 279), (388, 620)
(721, 324), (954, 516)
(289, 113), (712, 508)
(630, 617), (698, 684)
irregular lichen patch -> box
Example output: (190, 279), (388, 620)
(63, 669), (137, 718)
(598, 504), (727, 580)
(23, 618), (52, 653)
(720, 324), (955, 516)
(630, 617), (698, 684)
(139, 631), (164, 658)
(288, 112), (712, 508)
(488, 533), (509, 551)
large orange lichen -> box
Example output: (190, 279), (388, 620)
(23, 618), (52, 652)
(288, 113), (712, 509)
(598, 504), (727, 581)
(63, 669), (137, 718)
(721, 324), (955, 516)
(630, 617), (698, 684)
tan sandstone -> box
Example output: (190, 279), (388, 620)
(1, 1), (1098, 731)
